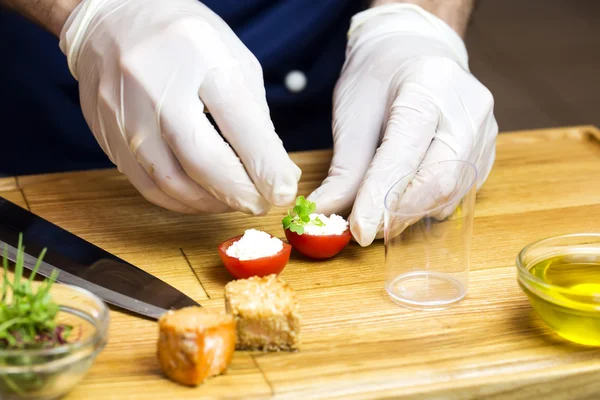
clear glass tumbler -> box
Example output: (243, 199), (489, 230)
(384, 160), (478, 310)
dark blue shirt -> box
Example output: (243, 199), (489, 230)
(0, 0), (366, 176)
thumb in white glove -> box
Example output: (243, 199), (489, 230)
(60, 0), (301, 215)
(308, 4), (498, 246)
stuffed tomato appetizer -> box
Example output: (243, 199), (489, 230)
(282, 196), (351, 259)
(218, 229), (291, 279)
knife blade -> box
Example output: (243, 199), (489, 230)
(0, 196), (199, 319)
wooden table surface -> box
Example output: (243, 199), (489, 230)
(2, 126), (600, 399)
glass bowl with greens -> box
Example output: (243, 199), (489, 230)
(0, 235), (109, 400)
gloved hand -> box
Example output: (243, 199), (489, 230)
(308, 4), (498, 246)
(59, 0), (301, 215)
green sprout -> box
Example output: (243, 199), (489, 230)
(282, 196), (324, 235)
(0, 234), (72, 350)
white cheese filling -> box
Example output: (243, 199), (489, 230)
(226, 229), (283, 261)
(303, 213), (348, 236)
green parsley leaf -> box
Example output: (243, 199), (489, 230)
(289, 224), (304, 235)
(282, 214), (293, 230)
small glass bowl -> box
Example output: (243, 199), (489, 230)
(517, 233), (600, 346)
(0, 283), (109, 400)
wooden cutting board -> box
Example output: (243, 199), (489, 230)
(2, 125), (600, 399)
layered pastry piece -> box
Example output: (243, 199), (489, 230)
(157, 306), (236, 386)
(224, 274), (300, 351)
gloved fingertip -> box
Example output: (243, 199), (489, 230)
(293, 163), (302, 182)
(178, 207), (202, 215)
(349, 215), (376, 247)
(257, 161), (301, 207)
(137, 185), (201, 215)
(309, 195), (337, 217)
(305, 189), (321, 206)
(226, 194), (272, 216)
(249, 199), (273, 216)
(149, 199), (199, 215)
(252, 207), (271, 217)
(270, 188), (298, 207)
(203, 202), (234, 214)
(242, 203), (270, 216)
(307, 183), (353, 217)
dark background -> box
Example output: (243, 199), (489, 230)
(466, 0), (599, 132)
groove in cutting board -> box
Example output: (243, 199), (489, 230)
(180, 247), (210, 300)
(251, 354), (275, 396)
(20, 188), (31, 211)
(0, 189), (29, 210)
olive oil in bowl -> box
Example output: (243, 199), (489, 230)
(517, 234), (600, 346)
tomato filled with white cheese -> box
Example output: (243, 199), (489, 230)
(218, 229), (291, 279)
(282, 197), (351, 259)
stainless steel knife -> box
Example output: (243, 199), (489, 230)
(0, 196), (199, 319)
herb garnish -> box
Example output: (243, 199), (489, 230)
(282, 196), (324, 235)
(0, 234), (72, 350)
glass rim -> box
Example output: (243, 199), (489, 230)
(0, 283), (109, 358)
(383, 159), (478, 217)
(516, 233), (600, 300)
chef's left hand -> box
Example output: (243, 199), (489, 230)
(308, 4), (498, 246)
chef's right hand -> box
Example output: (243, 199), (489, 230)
(59, 0), (301, 215)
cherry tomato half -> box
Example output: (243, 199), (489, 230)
(218, 235), (292, 279)
(284, 228), (352, 259)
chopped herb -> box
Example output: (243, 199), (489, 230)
(282, 196), (324, 235)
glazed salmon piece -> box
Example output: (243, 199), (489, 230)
(157, 307), (236, 386)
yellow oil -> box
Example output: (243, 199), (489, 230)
(523, 253), (600, 346)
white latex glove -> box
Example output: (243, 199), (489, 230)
(308, 4), (498, 246)
(59, 0), (301, 215)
